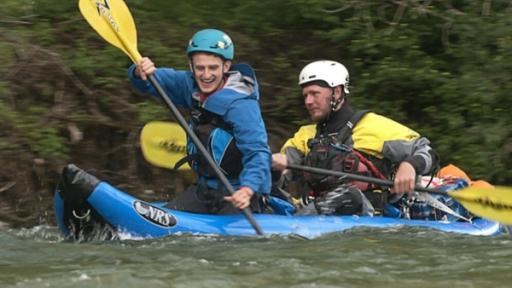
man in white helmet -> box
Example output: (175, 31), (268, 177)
(272, 60), (438, 216)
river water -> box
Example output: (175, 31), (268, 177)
(1, 225), (512, 288)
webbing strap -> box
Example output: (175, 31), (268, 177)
(336, 110), (369, 143)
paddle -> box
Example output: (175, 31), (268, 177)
(140, 121), (190, 170)
(287, 164), (512, 224)
(78, 0), (263, 235)
(138, 121), (512, 224)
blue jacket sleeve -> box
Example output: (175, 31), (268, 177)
(224, 98), (272, 195)
(128, 64), (194, 108)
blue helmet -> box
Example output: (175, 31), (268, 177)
(186, 29), (234, 60)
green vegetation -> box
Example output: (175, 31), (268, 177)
(1, 0), (511, 184)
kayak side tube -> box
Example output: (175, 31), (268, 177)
(54, 164), (502, 239)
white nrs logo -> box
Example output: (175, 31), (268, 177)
(133, 201), (177, 227)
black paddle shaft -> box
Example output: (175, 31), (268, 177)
(287, 164), (449, 196)
(148, 75), (264, 235)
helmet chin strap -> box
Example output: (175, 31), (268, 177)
(324, 88), (343, 121)
(314, 85), (345, 125)
(330, 92), (343, 112)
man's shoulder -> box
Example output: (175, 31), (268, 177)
(290, 124), (316, 143)
(354, 112), (419, 138)
(296, 124), (317, 134)
(230, 63), (256, 79)
(358, 112), (403, 127)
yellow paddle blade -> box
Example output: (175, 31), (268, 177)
(140, 121), (190, 170)
(448, 186), (512, 224)
(79, 0), (141, 63)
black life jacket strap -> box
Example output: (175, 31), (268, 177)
(336, 109), (369, 143)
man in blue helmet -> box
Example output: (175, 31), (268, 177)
(129, 29), (271, 214)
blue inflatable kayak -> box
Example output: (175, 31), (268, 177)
(54, 164), (502, 239)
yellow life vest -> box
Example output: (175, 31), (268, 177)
(281, 112), (420, 159)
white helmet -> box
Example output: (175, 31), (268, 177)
(298, 60), (350, 94)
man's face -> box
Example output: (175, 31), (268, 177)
(303, 84), (335, 122)
(190, 52), (231, 94)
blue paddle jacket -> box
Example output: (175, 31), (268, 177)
(128, 63), (271, 195)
